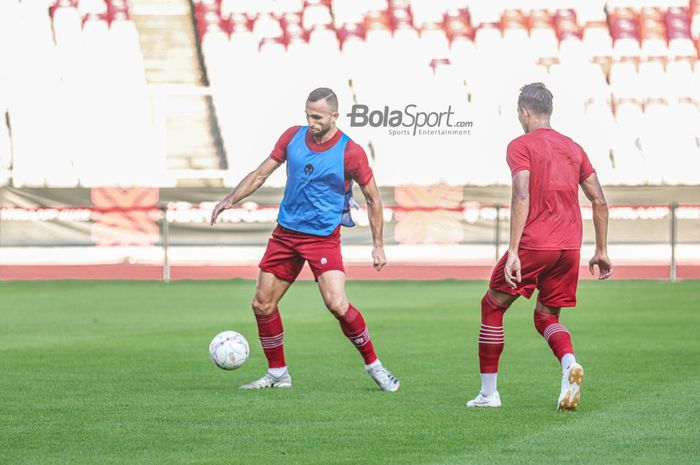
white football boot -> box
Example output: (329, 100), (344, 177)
(557, 363), (584, 411)
(240, 371), (292, 389)
(367, 364), (400, 392)
(466, 391), (502, 408)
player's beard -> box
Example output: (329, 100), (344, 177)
(311, 125), (330, 140)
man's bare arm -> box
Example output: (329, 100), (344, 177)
(580, 173), (613, 279)
(210, 157), (282, 225)
(508, 170), (531, 253)
(504, 170), (530, 288)
(359, 177), (387, 271)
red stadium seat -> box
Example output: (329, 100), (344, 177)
(638, 7), (666, 58)
(364, 10), (392, 46)
(364, 9), (391, 32)
(554, 9), (581, 41)
(501, 9), (527, 31)
(389, 4), (413, 31)
(443, 8), (473, 43)
(336, 21), (366, 47)
(50, 0), (78, 17)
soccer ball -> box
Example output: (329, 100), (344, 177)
(209, 331), (249, 370)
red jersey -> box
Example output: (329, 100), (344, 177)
(506, 128), (596, 250)
(270, 126), (373, 191)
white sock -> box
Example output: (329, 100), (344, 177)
(268, 367), (287, 378)
(365, 359), (382, 370)
(561, 353), (576, 372)
(480, 373), (498, 396)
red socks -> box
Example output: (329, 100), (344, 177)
(534, 310), (574, 361)
(256, 305), (379, 368)
(476, 292), (575, 374)
(337, 304), (378, 365)
(255, 308), (286, 369)
(478, 293), (509, 373)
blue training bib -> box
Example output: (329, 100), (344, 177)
(278, 127), (355, 236)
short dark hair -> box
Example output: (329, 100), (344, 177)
(307, 87), (338, 112)
(518, 82), (553, 116)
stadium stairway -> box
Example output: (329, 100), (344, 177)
(130, 0), (227, 178)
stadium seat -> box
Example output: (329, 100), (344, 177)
(502, 27), (531, 62)
(574, 0), (608, 24)
(474, 23), (503, 54)
(639, 100), (671, 184)
(331, 0), (369, 26)
(302, 3), (332, 29)
(276, 0), (304, 14)
(613, 37), (642, 59)
(641, 36), (669, 58)
(610, 100), (646, 185)
(641, 99), (700, 185)
(692, 1), (700, 37)
(673, 99), (700, 140)
(667, 58), (697, 101)
(420, 24), (450, 59)
(78, 0), (107, 16)
(253, 13), (284, 39)
(638, 59), (667, 100)
(409, 0), (445, 28)
(577, 101), (616, 183)
(668, 37), (698, 58)
(230, 29), (258, 57)
(609, 60), (641, 100)
(466, 1), (501, 26)
(582, 21), (613, 58)
(554, 8), (580, 39)
(448, 36), (476, 76)
(7, 0), (700, 188)
(52, 4), (82, 46)
(222, 0), (270, 16)
(531, 28), (559, 59)
(558, 37), (586, 63)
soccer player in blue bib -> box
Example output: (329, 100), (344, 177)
(211, 88), (400, 392)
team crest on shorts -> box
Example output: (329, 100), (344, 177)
(321, 257), (327, 265)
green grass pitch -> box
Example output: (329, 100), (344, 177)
(1, 279), (698, 465)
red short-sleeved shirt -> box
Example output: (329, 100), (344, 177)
(269, 126), (373, 191)
(506, 128), (596, 250)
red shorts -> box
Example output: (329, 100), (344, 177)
(258, 224), (345, 283)
(489, 249), (580, 308)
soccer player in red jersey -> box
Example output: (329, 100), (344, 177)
(210, 88), (400, 392)
(466, 83), (613, 410)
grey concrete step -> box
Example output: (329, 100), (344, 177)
(130, 0), (227, 174)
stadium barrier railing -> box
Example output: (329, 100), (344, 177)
(0, 202), (698, 281)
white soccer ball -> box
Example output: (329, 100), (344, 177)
(209, 331), (249, 370)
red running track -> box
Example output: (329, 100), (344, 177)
(1, 263), (698, 281)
